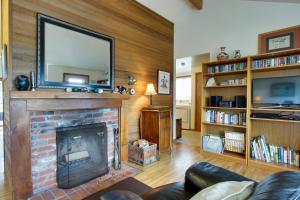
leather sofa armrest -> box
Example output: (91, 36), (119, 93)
(184, 162), (256, 193)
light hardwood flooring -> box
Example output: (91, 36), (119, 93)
(0, 142), (279, 200)
(176, 130), (201, 147)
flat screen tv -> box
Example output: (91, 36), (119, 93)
(252, 76), (300, 106)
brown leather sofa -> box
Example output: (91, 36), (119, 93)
(100, 162), (300, 200)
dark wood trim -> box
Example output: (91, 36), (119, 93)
(195, 72), (202, 131)
(11, 91), (130, 100)
(10, 100), (32, 199)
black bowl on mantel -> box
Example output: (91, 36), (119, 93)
(15, 75), (30, 91)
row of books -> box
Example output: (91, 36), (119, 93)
(251, 135), (300, 167)
(205, 110), (246, 126)
(207, 62), (247, 74)
(252, 54), (300, 69)
(219, 78), (247, 86)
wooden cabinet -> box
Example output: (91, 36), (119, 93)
(140, 107), (172, 153)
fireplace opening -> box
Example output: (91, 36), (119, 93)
(56, 123), (108, 189)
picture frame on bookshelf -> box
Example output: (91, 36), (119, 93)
(266, 33), (294, 53)
(258, 25), (300, 54)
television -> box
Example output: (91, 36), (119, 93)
(252, 76), (300, 106)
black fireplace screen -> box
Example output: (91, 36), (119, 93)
(56, 123), (108, 189)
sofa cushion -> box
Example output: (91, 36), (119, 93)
(249, 171), (300, 200)
(141, 182), (194, 200)
(185, 162), (255, 193)
(190, 181), (255, 200)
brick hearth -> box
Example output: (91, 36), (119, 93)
(30, 108), (118, 194)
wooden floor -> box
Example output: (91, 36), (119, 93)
(0, 142), (278, 200)
(131, 141), (276, 188)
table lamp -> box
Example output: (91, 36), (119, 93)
(145, 83), (157, 107)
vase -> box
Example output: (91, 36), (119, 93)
(15, 75), (30, 91)
(234, 50), (241, 58)
(217, 47), (229, 60)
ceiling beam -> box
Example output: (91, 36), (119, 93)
(188, 0), (203, 10)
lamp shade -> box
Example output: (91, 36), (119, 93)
(144, 83), (157, 95)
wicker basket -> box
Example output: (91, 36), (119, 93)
(224, 132), (245, 154)
(128, 141), (157, 166)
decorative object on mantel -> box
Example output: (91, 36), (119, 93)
(15, 75), (30, 91)
(217, 47), (229, 61)
(234, 50), (242, 58)
(127, 75), (137, 95)
(157, 70), (170, 94)
(118, 85), (127, 94)
(258, 25), (300, 53)
(1, 44), (8, 80)
(30, 71), (36, 92)
(114, 128), (121, 170)
(145, 83), (157, 107)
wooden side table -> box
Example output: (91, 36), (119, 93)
(140, 106), (172, 153)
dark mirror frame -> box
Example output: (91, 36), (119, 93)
(37, 13), (115, 90)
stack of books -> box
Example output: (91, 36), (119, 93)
(207, 62), (247, 74)
(205, 110), (246, 126)
(251, 135), (300, 167)
(252, 54), (300, 69)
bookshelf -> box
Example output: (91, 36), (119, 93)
(199, 48), (300, 171)
(201, 57), (248, 164)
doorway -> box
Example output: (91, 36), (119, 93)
(175, 53), (210, 146)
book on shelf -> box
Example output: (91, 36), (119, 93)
(205, 110), (246, 126)
(252, 54), (300, 69)
(251, 135), (300, 167)
(207, 62), (247, 74)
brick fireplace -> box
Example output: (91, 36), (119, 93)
(30, 108), (118, 193)
(9, 92), (129, 199)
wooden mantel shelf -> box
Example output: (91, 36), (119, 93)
(10, 91), (130, 100)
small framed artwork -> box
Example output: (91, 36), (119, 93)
(157, 70), (170, 94)
(266, 33), (294, 53)
(258, 25), (300, 54)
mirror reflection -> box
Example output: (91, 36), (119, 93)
(44, 23), (110, 85)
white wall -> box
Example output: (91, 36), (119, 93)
(137, 0), (300, 59)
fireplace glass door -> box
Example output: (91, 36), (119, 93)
(56, 123), (108, 188)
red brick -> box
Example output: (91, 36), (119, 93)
(51, 188), (66, 199)
(47, 115), (62, 120)
(38, 133), (55, 139)
(69, 192), (82, 200)
(41, 190), (55, 200)
(31, 194), (43, 200)
(31, 117), (46, 123)
(38, 145), (54, 152)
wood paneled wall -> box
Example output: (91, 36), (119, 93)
(10, 0), (174, 141)
(6, 0), (173, 199)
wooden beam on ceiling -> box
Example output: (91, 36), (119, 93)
(188, 0), (203, 10)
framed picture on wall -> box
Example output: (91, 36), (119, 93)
(157, 70), (170, 94)
(258, 25), (300, 54)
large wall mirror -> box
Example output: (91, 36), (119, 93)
(37, 13), (115, 90)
